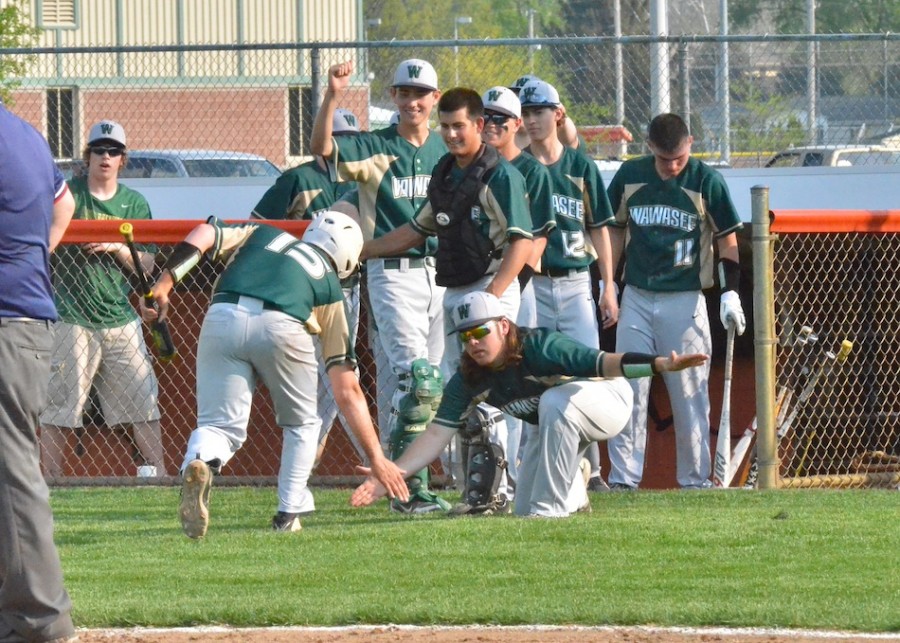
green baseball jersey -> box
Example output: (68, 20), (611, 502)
(607, 156), (743, 291)
(511, 151), (556, 237)
(411, 153), (533, 266)
(208, 219), (355, 369)
(329, 127), (447, 256)
(434, 327), (609, 428)
(251, 160), (339, 220)
(528, 146), (614, 271)
(53, 177), (153, 329)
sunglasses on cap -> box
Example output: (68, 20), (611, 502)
(90, 145), (125, 157)
(484, 112), (513, 127)
(458, 320), (497, 343)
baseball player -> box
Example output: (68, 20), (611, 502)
(250, 109), (366, 470)
(606, 113), (745, 490)
(519, 79), (617, 490)
(311, 58), (448, 513)
(251, 108), (360, 221)
(350, 291), (708, 517)
(362, 87), (533, 509)
(40, 120), (165, 479)
(480, 85), (555, 486)
(141, 212), (408, 537)
(508, 74), (581, 151)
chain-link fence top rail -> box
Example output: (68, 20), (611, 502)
(769, 210), (900, 488)
(6, 34), (900, 170)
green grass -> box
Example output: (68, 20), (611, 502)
(51, 486), (899, 632)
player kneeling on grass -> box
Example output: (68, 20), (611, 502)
(141, 212), (408, 538)
(351, 291), (708, 518)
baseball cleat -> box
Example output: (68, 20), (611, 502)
(180, 459), (212, 539)
(587, 476), (610, 492)
(389, 496), (451, 514)
(271, 511), (302, 532)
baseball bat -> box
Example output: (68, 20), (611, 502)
(712, 325), (735, 487)
(778, 339), (853, 441)
(119, 223), (178, 362)
(735, 325), (814, 487)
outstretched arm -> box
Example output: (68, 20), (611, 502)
(602, 351), (709, 379)
(350, 423), (455, 507)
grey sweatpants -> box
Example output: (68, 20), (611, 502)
(0, 319), (74, 642)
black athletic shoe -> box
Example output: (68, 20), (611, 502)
(587, 476), (610, 492)
(271, 511), (302, 532)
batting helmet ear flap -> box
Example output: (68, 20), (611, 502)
(302, 210), (364, 279)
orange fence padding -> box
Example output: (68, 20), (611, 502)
(770, 210), (900, 234)
(62, 219), (310, 244)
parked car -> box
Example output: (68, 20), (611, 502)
(120, 149), (281, 178)
(57, 149), (281, 180)
(765, 145), (900, 168)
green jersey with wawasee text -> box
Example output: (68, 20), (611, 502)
(434, 327), (611, 428)
(329, 126), (446, 256)
(511, 151), (556, 237)
(53, 177), (154, 329)
(527, 145), (614, 271)
(607, 155), (742, 292)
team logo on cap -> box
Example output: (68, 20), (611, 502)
(342, 113), (357, 128)
(100, 123), (115, 135)
(405, 64), (424, 79)
(456, 303), (471, 321)
(486, 89), (502, 103)
(521, 86), (539, 103)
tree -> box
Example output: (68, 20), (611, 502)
(729, 0), (900, 34)
(0, 0), (41, 104)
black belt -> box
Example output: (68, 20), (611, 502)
(380, 256), (436, 270)
(211, 292), (283, 312)
(539, 265), (589, 277)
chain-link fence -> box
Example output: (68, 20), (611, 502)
(750, 204), (900, 489)
(7, 34), (900, 170)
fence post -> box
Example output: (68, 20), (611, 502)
(311, 46), (321, 117)
(751, 185), (778, 489)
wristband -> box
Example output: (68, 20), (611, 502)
(517, 265), (535, 291)
(621, 352), (661, 379)
(163, 242), (203, 284)
(718, 258), (740, 292)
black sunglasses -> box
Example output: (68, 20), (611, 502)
(484, 112), (513, 127)
(90, 145), (125, 157)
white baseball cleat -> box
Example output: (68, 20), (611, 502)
(180, 459), (212, 539)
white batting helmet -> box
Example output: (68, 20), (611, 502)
(302, 210), (364, 280)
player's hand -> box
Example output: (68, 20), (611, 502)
(598, 282), (619, 329)
(660, 351), (709, 372)
(720, 290), (746, 335)
(367, 457), (409, 503)
(83, 242), (125, 256)
(327, 60), (353, 94)
(350, 467), (389, 507)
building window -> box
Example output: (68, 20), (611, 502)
(37, 0), (79, 29)
(288, 86), (313, 157)
(47, 88), (75, 159)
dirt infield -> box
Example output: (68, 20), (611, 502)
(71, 625), (900, 642)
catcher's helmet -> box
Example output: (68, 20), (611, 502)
(302, 210), (363, 279)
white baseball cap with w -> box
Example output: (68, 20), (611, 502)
(391, 58), (439, 91)
(482, 86), (521, 119)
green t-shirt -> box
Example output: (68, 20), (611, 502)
(607, 156), (742, 291)
(527, 146), (614, 271)
(434, 327), (608, 428)
(53, 177), (153, 329)
(329, 126), (446, 255)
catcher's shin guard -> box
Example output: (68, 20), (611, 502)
(388, 359), (449, 510)
(450, 405), (509, 515)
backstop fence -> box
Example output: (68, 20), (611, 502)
(750, 189), (900, 489)
(6, 33), (900, 171)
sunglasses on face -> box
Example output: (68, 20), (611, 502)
(484, 113), (512, 127)
(90, 146), (124, 157)
(459, 320), (496, 343)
